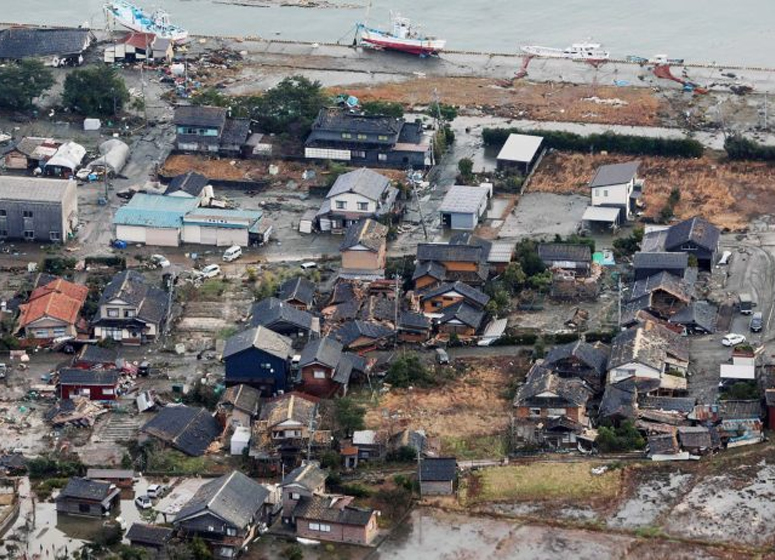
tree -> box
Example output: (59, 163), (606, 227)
(596, 420), (645, 452)
(334, 397), (366, 437)
(362, 100), (404, 118)
(62, 66), (129, 116)
(612, 227), (644, 258)
(501, 262), (527, 294)
(514, 239), (546, 277)
(0, 60), (54, 110)
(252, 75), (328, 135)
(385, 354), (433, 388)
(457, 158), (474, 182)
(427, 101), (458, 122)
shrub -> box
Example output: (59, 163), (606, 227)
(362, 100), (404, 118)
(724, 134), (775, 161)
(387, 446), (417, 463)
(613, 227), (644, 258)
(63, 66), (130, 116)
(385, 354), (434, 388)
(339, 483), (372, 498)
(334, 397), (366, 437)
(482, 128), (703, 158)
(596, 420), (645, 452)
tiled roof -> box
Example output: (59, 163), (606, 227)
(57, 477), (115, 501)
(420, 281), (490, 308)
(277, 276), (315, 306)
(75, 345), (118, 365)
(331, 320), (394, 347)
(0, 176), (73, 202)
(437, 301), (486, 329)
(0, 27), (91, 59)
(18, 278), (88, 328)
(633, 252), (689, 270)
(416, 243), (484, 263)
(141, 405), (221, 456)
(664, 216), (720, 253)
(294, 495), (375, 527)
(648, 433), (679, 456)
(300, 337), (343, 369)
(412, 261), (447, 282)
(126, 523), (173, 546)
(544, 340), (608, 375)
(668, 301), (717, 333)
(249, 297), (315, 332)
(537, 243), (591, 264)
(282, 462), (327, 491)
(164, 171), (209, 197)
(340, 219), (387, 252)
(419, 457), (457, 482)
(174, 105), (227, 128)
(630, 271), (692, 303)
(223, 325), (292, 360)
(97, 270), (168, 326)
(219, 384), (261, 416)
(327, 168), (391, 202)
(514, 363), (592, 407)
(259, 393), (316, 428)
(59, 369), (120, 386)
(175, 471), (269, 529)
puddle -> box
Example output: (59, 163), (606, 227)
(608, 472), (692, 529)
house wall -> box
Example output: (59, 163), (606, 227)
(666, 241), (715, 270)
(116, 225), (181, 247)
(60, 384), (117, 401)
(341, 247), (384, 272)
(225, 348), (289, 395)
(591, 182), (632, 219)
(4, 151), (29, 170)
(296, 516), (378, 546)
(56, 499), (108, 518)
(437, 323), (476, 337)
(634, 266), (686, 281)
(444, 261), (478, 272)
(23, 316), (74, 339)
(607, 362), (661, 384)
(414, 275), (438, 291)
(420, 480), (453, 495)
(94, 325), (143, 345)
(181, 224), (249, 247)
(328, 192), (377, 215)
(443, 212), (477, 231)
(300, 364), (339, 397)
(398, 330), (429, 343)
(514, 405), (582, 423)
(282, 486), (314, 519)
(422, 294), (465, 313)
(0, 198), (66, 242)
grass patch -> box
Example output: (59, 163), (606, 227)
(442, 435), (508, 460)
(198, 279), (229, 300)
(468, 462), (621, 504)
(32, 477), (68, 501)
(145, 448), (209, 475)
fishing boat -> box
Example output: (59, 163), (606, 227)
(356, 12), (446, 57)
(521, 42), (610, 60)
(104, 0), (188, 44)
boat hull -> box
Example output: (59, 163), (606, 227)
(359, 27), (445, 56)
(105, 3), (188, 43)
(521, 45), (609, 60)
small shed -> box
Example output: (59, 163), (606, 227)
(231, 426), (252, 455)
(439, 185), (491, 231)
(86, 139), (129, 176)
(419, 457), (457, 496)
(582, 205), (621, 231)
(496, 133), (544, 174)
(126, 523), (173, 552)
(86, 468), (135, 489)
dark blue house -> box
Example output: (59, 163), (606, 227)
(223, 326), (293, 395)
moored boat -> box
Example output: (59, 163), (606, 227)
(357, 12), (446, 56)
(104, 0), (188, 44)
(521, 42), (609, 60)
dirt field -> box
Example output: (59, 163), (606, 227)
(529, 151), (775, 230)
(343, 78), (667, 126)
(363, 356), (528, 456)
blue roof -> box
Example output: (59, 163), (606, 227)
(114, 194), (199, 228)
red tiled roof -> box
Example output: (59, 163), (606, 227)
(18, 278), (89, 328)
(123, 32), (156, 49)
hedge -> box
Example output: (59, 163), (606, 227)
(724, 135), (775, 161)
(85, 256), (126, 269)
(482, 128), (704, 158)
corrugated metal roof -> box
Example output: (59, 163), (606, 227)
(0, 176), (74, 202)
(582, 206), (620, 222)
(439, 185), (489, 215)
(114, 194), (199, 228)
(184, 207), (263, 222)
(496, 133), (543, 163)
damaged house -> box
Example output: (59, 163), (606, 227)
(174, 105), (251, 157)
(298, 337), (367, 397)
(625, 271), (694, 322)
(339, 218), (388, 280)
(420, 281), (490, 337)
(293, 495), (379, 546)
(140, 405), (222, 457)
(413, 236), (492, 290)
(277, 276), (316, 311)
(543, 340), (608, 391)
(248, 298), (320, 348)
(641, 216), (720, 271)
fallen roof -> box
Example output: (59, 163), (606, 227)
(126, 523), (173, 546)
(537, 243), (592, 263)
(589, 161), (640, 188)
(340, 219), (387, 252)
(331, 320), (394, 347)
(282, 462), (327, 490)
(277, 276), (315, 306)
(259, 393), (317, 428)
(249, 297), (315, 332)
(514, 363), (592, 407)
(669, 301), (717, 333)
(219, 384), (261, 416)
(420, 281), (490, 307)
(496, 133), (543, 163)
(164, 171), (209, 197)
(141, 405), (221, 457)
(437, 301), (486, 329)
(300, 337), (344, 369)
(544, 340), (608, 375)
(294, 495), (375, 527)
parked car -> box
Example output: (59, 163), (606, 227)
(146, 484), (168, 499)
(300, 261), (318, 270)
(134, 495), (153, 510)
(721, 333), (747, 347)
(0, 363), (6, 379)
(197, 264), (221, 279)
(222, 245), (242, 262)
(435, 348), (450, 365)
(150, 254), (171, 268)
(750, 312), (764, 333)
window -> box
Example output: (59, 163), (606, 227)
(291, 493), (300, 500)
(226, 527), (237, 536)
(52, 327), (66, 337)
(0, 210), (5, 216)
(357, 134), (368, 140)
(79, 503), (90, 513)
(603, 190), (609, 198)
(357, 202), (368, 211)
(680, 244), (696, 251)
(529, 408), (542, 417)
(0, 230), (6, 238)
(378, 154), (387, 162)
(124, 309), (135, 318)
(313, 370), (326, 379)
(49, 231), (61, 241)
(352, 150), (366, 159)
(23, 211), (33, 218)
(335, 201), (346, 210)
(23, 230), (34, 240)
(104, 327), (123, 341)
(34, 329), (49, 338)
(309, 522), (330, 532)
(378, 135), (389, 141)
(80, 388), (91, 396)
(107, 308), (119, 318)
(341, 132), (353, 139)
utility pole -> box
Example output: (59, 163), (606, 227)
(411, 181), (429, 240)
(393, 273), (400, 346)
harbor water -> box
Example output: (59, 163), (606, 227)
(5, 0), (775, 67)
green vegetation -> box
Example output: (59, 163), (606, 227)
(427, 101), (458, 122)
(596, 420), (646, 452)
(42, 256), (77, 276)
(385, 353), (434, 388)
(254, 76), (329, 134)
(386, 446), (417, 463)
(63, 65), (130, 116)
(457, 158), (474, 183)
(0, 60), (55, 110)
(659, 187), (681, 223)
(183, 379), (221, 410)
(199, 278), (229, 299)
(362, 100), (404, 118)
(613, 227), (644, 257)
(334, 397), (366, 437)
(724, 134), (775, 161)
(443, 434), (507, 460)
(28, 456), (84, 479)
(482, 127), (704, 158)
(720, 381), (760, 400)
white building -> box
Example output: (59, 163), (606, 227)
(588, 160), (642, 222)
(317, 168), (398, 233)
(438, 184), (492, 231)
(496, 133), (543, 174)
(182, 208), (266, 247)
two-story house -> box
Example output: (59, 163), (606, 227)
(420, 281), (490, 314)
(298, 337), (365, 397)
(663, 216), (720, 271)
(513, 362), (593, 425)
(174, 471), (271, 559)
(280, 462), (327, 522)
(0, 176), (78, 243)
(174, 105), (250, 156)
(588, 160), (642, 223)
(317, 168), (399, 233)
(413, 239), (490, 290)
(92, 270), (169, 345)
(339, 218), (388, 279)
(17, 278), (88, 341)
(251, 393), (320, 467)
(305, 108), (431, 169)
(294, 495), (379, 546)
(543, 340), (609, 391)
(223, 326), (293, 395)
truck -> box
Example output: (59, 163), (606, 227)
(739, 293), (755, 315)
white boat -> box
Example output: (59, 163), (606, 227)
(104, 0), (188, 44)
(357, 12), (446, 56)
(521, 42), (610, 60)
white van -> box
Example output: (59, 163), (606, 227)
(222, 245), (242, 262)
